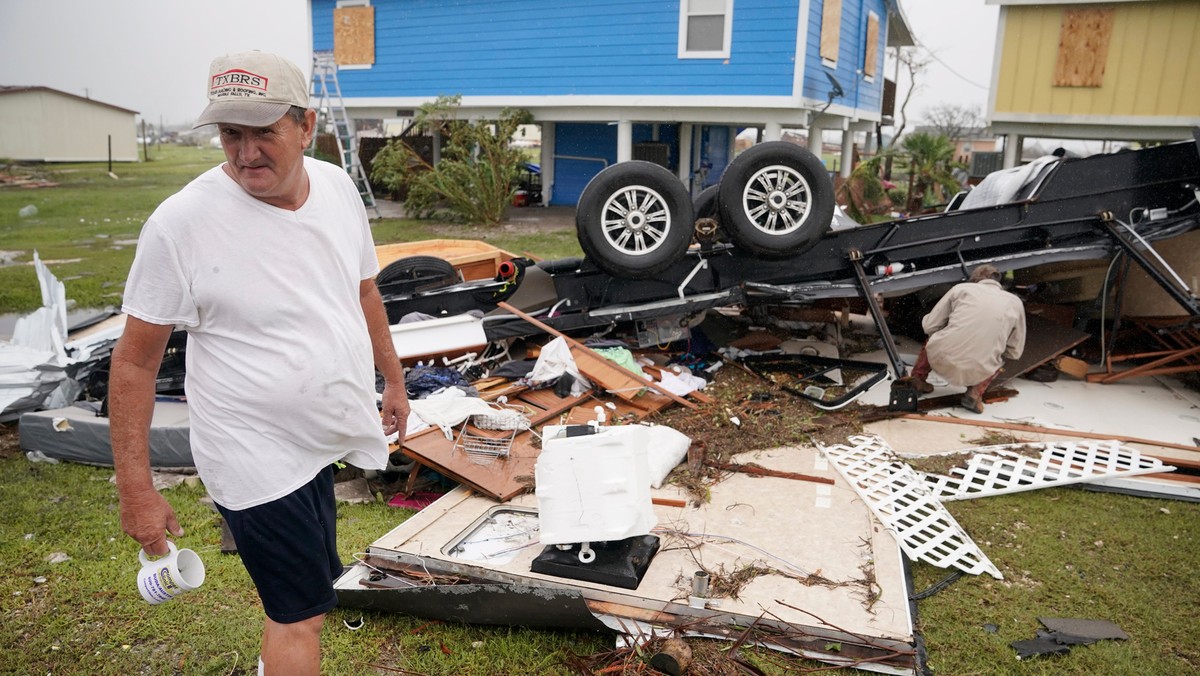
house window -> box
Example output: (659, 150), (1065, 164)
(334, 0), (374, 69)
(678, 0), (733, 59)
(820, 0), (842, 66)
(863, 11), (879, 81)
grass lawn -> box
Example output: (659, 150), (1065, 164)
(1, 148), (1198, 674)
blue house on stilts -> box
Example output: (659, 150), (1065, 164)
(308, 0), (912, 206)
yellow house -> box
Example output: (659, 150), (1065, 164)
(986, 0), (1199, 166)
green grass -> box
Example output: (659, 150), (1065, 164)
(0, 146), (581, 314)
(0, 448), (611, 675)
(911, 488), (1200, 675)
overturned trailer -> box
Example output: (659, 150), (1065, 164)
(349, 134), (1200, 671)
(381, 132), (1200, 377)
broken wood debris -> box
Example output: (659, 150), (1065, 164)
(703, 459), (835, 486)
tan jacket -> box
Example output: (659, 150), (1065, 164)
(922, 279), (1026, 387)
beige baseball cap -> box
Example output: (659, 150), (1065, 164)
(193, 51), (309, 128)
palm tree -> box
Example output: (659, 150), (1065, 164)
(900, 132), (964, 215)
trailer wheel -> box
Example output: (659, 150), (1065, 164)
(576, 161), (694, 279)
(694, 184), (720, 220)
(375, 255), (458, 294)
(718, 142), (833, 258)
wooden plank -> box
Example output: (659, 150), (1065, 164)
(995, 312), (1090, 386)
(497, 302), (697, 410)
(375, 239), (514, 281)
(401, 430), (537, 502)
(820, 0), (843, 63)
(567, 345), (646, 403)
(864, 12), (880, 78)
(333, 6), (375, 66)
(584, 599), (678, 625)
(898, 414), (1200, 454)
(705, 460), (836, 486)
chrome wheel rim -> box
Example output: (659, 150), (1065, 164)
(741, 165), (812, 235)
(600, 185), (672, 256)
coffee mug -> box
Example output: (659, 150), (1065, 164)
(137, 541), (205, 604)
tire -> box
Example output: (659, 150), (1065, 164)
(694, 184), (720, 220)
(576, 161), (694, 279)
(375, 255), (458, 294)
(718, 141), (834, 259)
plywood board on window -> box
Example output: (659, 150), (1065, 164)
(1053, 7), (1114, 87)
(820, 0), (842, 63)
(864, 12), (879, 78)
(334, 6), (375, 66)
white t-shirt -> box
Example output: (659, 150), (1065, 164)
(122, 157), (387, 509)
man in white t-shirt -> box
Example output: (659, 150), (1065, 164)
(109, 51), (408, 675)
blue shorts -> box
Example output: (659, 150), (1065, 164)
(216, 466), (342, 624)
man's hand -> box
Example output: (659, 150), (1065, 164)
(119, 487), (184, 557)
(380, 381), (410, 441)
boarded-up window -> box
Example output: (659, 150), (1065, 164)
(1053, 7), (1114, 87)
(821, 0), (843, 64)
(863, 11), (879, 78)
(334, 4), (375, 66)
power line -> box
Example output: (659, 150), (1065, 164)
(898, 0), (991, 91)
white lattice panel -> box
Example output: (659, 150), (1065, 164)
(820, 435), (1003, 579)
(915, 440), (1174, 501)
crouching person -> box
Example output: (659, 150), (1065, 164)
(910, 265), (1026, 413)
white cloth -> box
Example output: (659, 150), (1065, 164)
(122, 157), (387, 509)
(922, 279), (1026, 387)
(653, 368), (707, 397)
(408, 390), (498, 440)
(527, 336), (592, 397)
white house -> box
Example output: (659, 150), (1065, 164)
(0, 86), (138, 162)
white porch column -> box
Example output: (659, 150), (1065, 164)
(678, 122), (694, 190)
(617, 120), (633, 163)
(863, 128), (877, 154)
(1003, 133), (1022, 169)
(840, 129), (854, 178)
(807, 123), (824, 157)
(763, 122), (782, 141)
(539, 122), (555, 206)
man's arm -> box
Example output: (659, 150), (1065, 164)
(109, 317), (182, 556)
(921, 288), (955, 336)
(1003, 303), (1027, 360)
(359, 280), (409, 440)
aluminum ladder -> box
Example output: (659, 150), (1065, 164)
(309, 50), (380, 218)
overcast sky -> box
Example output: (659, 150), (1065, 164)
(0, 0), (995, 129)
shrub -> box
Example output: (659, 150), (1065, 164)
(371, 96), (533, 225)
